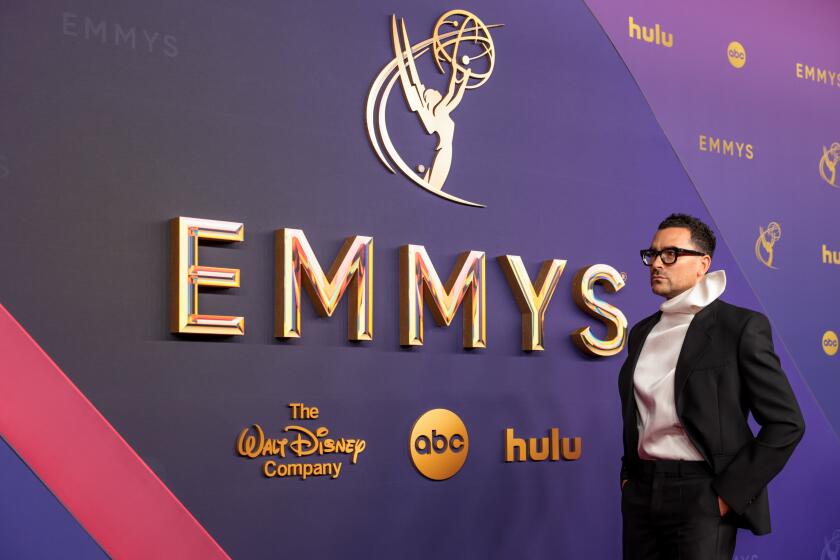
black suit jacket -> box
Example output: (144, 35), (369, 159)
(618, 298), (805, 535)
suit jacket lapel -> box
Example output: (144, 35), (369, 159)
(622, 311), (661, 421)
(674, 299), (718, 412)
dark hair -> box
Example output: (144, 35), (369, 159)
(657, 213), (716, 257)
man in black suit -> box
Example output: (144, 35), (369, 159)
(619, 213), (805, 559)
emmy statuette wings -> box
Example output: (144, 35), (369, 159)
(366, 10), (501, 207)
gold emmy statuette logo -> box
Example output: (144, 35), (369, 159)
(820, 142), (840, 188)
(409, 409), (469, 480)
(366, 10), (501, 208)
(823, 331), (839, 357)
(727, 41), (746, 68)
(755, 221), (781, 269)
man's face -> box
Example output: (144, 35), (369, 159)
(648, 227), (711, 299)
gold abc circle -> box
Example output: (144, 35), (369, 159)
(822, 330), (838, 356)
(409, 409), (469, 480)
(727, 41), (746, 69)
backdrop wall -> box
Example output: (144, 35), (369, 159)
(1, 1), (838, 558)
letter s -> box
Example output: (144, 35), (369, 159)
(163, 34), (178, 57)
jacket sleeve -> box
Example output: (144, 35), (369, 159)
(620, 456), (628, 484)
(711, 312), (805, 515)
(619, 324), (637, 486)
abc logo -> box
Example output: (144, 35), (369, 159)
(727, 41), (746, 69)
(409, 409), (469, 480)
(822, 330), (838, 356)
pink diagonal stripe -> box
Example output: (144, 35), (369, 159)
(0, 303), (230, 560)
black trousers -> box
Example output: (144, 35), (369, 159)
(622, 460), (737, 560)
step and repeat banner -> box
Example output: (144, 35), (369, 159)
(1, 1), (838, 558)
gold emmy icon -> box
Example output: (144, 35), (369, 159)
(819, 142), (840, 188)
(366, 10), (501, 207)
(755, 221), (781, 269)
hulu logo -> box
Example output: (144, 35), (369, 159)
(822, 244), (840, 265)
(628, 16), (673, 48)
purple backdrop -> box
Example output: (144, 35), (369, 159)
(0, 0), (838, 558)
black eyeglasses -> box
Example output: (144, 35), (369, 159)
(640, 247), (706, 266)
